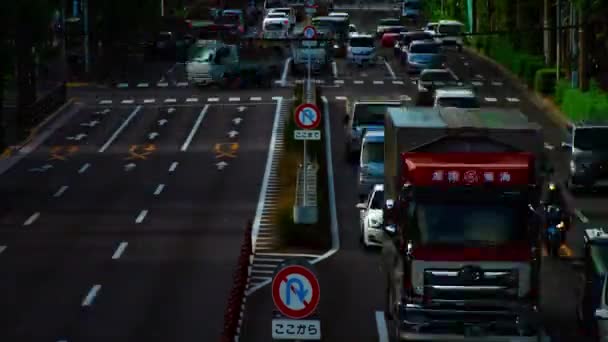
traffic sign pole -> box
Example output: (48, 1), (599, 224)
(301, 25), (317, 208)
(293, 103), (320, 211)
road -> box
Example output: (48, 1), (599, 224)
(241, 8), (604, 342)
(0, 83), (289, 340)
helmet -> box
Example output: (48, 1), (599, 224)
(548, 182), (557, 191)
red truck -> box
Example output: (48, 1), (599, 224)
(381, 107), (550, 341)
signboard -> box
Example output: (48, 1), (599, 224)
(294, 103), (321, 130)
(294, 130), (321, 140)
(272, 318), (321, 340)
(271, 263), (320, 319)
(303, 25), (317, 39)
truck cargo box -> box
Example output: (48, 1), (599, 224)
(384, 107), (545, 200)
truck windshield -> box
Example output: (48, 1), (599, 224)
(574, 128), (608, 150)
(362, 141), (384, 163)
(437, 97), (480, 108)
(353, 103), (400, 126)
(350, 37), (374, 47)
(408, 191), (528, 246)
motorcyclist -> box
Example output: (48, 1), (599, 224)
(543, 181), (573, 243)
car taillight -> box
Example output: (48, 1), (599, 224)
(284, 20), (289, 25)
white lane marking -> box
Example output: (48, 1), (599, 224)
(186, 97), (199, 103)
(335, 96), (347, 100)
(331, 61), (338, 78)
(99, 100), (112, 105)
(82, 285), (101, 306)
(136, 83), (149, 88)
(375, 311), (389, 342)
(354, 80), (364, 84)
(168, 162), (178, 172)
(544, 142), (555, 150)
(506, 97), (520, 102)
(250, 97), (262, 101)
(153, 184), (165, 195)
(392, 80), (404, 85)
(121, 99), (134, 104)
(53, 185), (69, 198)
(0, 246), (6, 255)
(229, 97), (240, 102)
(181, 104), (209, 152)
(492, 81), (503, 86)
(99, 106), (142, 152)
(484, 97), (498, 102)
(445, 67), (459, 80)
(463, 62), (469, 66)
(164, 98), (177, 103)
(576, 209), (590, 223)
(176, 82), (189, 87)
(117, 83), (129, 88)
(472, 81), (483, 86)
(272, 96), (282, 101)
(373, 80), (384, 85)
(143, 99), (155, 104)
(112, 242), (128, 260)
(157, 82), (169, 87)
(280, 57), (292, 86)
(78, 163), (91, 174)
(207, 97), (219, 102)
(23, 212), (40, 226)
(383, 58), (397, 80)
(334, 79), (344, 84)
(135, 209), (148, 224)
(475, 74), (484, 79)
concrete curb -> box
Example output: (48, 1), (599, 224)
(464, 46), (572, 132)
(10, 98), (76, 153)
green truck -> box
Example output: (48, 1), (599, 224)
(186, 40), (283, 88)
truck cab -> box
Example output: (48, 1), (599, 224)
(562, 121), (608, 189)
(382, 107), (547, 341)
(579, 227), (608, 341)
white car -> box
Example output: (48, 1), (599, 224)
(356, 184), (384, 248)
(433, 88), (480, 109)
(268, 8), (295, 27)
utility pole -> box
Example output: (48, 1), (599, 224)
(578, 0), (588, 90)
(83, 0), (90, 74)
(556, 0), (561, 80)
(543, 0), (552, 65)
(161, 0), (165, 16)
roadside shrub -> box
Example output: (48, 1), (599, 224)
(534, 68), (565, 95)
(521, 57), (546, 86)
(561, 86), (608, 121)
(554, 79), (571, 105)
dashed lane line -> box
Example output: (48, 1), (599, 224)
(250, 97), (262, 101)
(168, 162), (178, 173)
(136, 83), (149, 88)
(99, 106), (142, 152)
(153, 184), (165, 196)
(392, 80), (404, 85)
(117, 83), (129, 89)
(354, 80), (364, 84)
(78, 163), (91, 174)
(492, 81), (504, 86)
(157, 82), (169, 87)
(484, 97), (498, 102)
(143, 99), (155, 104)
(207, 98), (219, 102)
(0, 246), (6, 255)
(81, 285), (101, 307)
(186, 97), (199, 103)
(472, 81), (484, 86)
(135, 209), (148, 224)
(112, 242), (128, 260)
(23, 212), (40, 226)
(176, 82), (189, 87)
(575, 209), (590, 223)
(164, 98), (177, 103)
(373, 80), (384, 85)
(181, 105), (209, 152)
(335, 96), (347, 100)
(99, 100), (112, 105)
(332, 61), (338, 78)
(506, 97), (520, 102)
(121, 99), (134, 104)
(229, 97), (240, 102)
(53, 185), (69, 198)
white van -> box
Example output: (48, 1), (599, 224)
(262, 18), (289, 39)
(435, 19), (465, 52)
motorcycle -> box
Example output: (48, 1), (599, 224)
(545, 221), (565, 257)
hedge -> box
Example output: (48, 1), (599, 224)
(559, 81), (608, 121)
(534, 68), (566, 95)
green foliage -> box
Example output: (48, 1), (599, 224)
(556, 79), (608, 121)
(534, 68), (566, 95)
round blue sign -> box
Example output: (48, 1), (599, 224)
(303, 26), (316, 39)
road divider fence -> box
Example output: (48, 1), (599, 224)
(221, 220), (253, 342)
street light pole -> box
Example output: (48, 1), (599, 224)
(161, 0), (165, 16)
(556, 0), (561, 81)
(83, 0), (90, 74)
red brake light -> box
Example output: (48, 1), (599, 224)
(284, 20), (289, 25)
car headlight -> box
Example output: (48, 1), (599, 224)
(570, 160), (576, 172)
(369, 217), (382, 228)
(334, 44), (339, 49)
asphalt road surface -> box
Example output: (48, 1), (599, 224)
(0, 88), (287, 341)
(241, 8), (603, 342)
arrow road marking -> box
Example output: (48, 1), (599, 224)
(154, 184), (165, 195)
(99, 106), (142, 152)
(181, 105), (209, 152)
(232, 117), (243, 125)
(112, 242), (128, 260)
(80, 120), (100, 127)
(124, 163), (136, 171)
(237, 106), (247, 112)
(148, 132), (159, 140)
(135, 209), (148, 224)
(82, 285), (101, 306)
(66, 133), (87, 141)
(23, 212), (40, 226)
(216, 161), (228, 170)
(227, 130), (239, 138)
(78, 163), (91, 174)
(53, 185), (69, 198)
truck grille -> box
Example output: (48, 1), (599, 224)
(423, 267), (519, 305)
